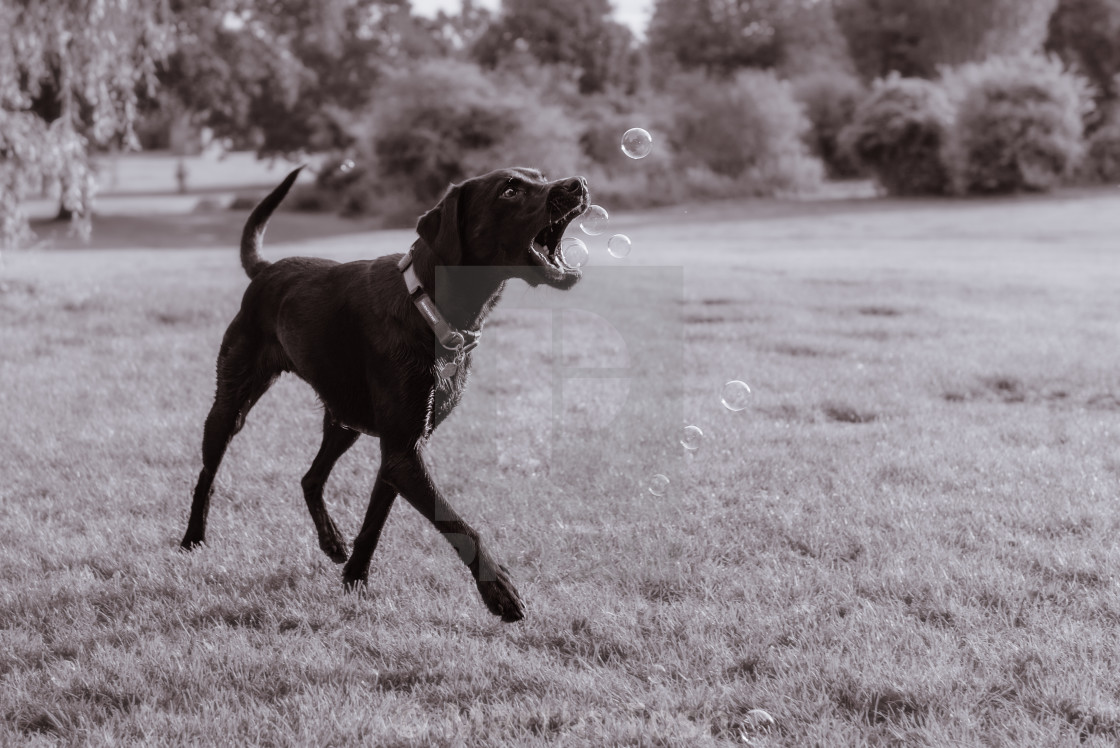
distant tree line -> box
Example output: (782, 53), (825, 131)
(4, 0), (1120, 244)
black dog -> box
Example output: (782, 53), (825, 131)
(181, 167), (589, 621)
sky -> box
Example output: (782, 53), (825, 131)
(409, 0), (655, 38)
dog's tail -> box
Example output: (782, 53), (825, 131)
(240, 166), (303, 279)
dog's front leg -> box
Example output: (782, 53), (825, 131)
(368, 446), (526, 622)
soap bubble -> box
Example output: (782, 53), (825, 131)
(739, 708), (776, 741)
(579, 205), (609, 236)
(621, 127), (653, 159)
(721, 380), (751, 412)
(680, 425), (704, 451)
(559, 237), (589, 269)
(648, 474), (670, 496)
(607, 234), (632, 258)
(339, 159), (355, 173)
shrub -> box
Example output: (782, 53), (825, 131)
(665, 70), (824, 197)
(792, 70), (867, 178)
(942, 55), (1091, 194)
(840, 75), (954, 196)
(323, 60), (583, 225)
(306, 156), (375, 216)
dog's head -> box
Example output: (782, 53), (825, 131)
(416, 167), (590, 289)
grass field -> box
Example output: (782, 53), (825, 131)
(2, 188), (1120, 746)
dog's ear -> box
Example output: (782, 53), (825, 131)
(417, 184), (463, 265)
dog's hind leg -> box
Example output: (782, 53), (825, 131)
(342, 468), (398, 587)
(181, 331), (278, 550)
(300, 413), (360, 563)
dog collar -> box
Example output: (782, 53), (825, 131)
(398, 250), (481, 354)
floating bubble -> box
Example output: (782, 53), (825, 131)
(621, 127), (653, 159)
(607, 233), (632, 258)
(680, 425), (704, 451)
(721, 380), (751, 411)
(742, 709), (776, 731)
(648, 474), (670, 497)
(559, 237), (589, 269)
(339, 159), (356, 173)
(579, 204), (609, 236)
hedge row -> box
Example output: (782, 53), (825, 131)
(298, 53), (1116, 221)
(840, 55), (1103, 196)
(296, 61), (824, 224)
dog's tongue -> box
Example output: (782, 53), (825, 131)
(532, 239), (553, 262)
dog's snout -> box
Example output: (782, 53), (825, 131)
(547, 177), (590, 213)
(562, 177), (588, 195)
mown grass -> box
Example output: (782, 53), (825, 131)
(2, 190), (1119, 746)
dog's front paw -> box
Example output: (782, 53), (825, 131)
(476, 564), (525, 623)
(341, 563), (368, 592)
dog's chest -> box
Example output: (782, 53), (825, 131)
(428, 356), (473, 431)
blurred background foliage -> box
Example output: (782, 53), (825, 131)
(4, 0), (1120, 244)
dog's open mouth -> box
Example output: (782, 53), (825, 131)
(528, 203), (586, 272)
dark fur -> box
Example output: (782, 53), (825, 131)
(181, 166), (589, 622)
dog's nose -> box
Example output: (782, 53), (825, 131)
(561, 177), (587, 195)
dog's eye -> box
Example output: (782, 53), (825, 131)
(501, 186), (519, 199)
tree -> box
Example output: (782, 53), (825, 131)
(776, 0), (856, 77)
(155, 1), (274, 150)
(834, 0), (1058, 81)
(1046, 0), (1120, 114)
(647, 0), (828, 79)
(472, 0), (637, 94)
(831, 0), (927, 79)
(1, 0), (171, 247)
(426, 0), (494, 55)
(158, 0), (434, 157)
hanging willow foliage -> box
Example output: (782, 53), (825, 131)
(0, 0), (172, 247)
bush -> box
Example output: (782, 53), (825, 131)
(306, 156), (377, 216)
(941, 55), (1091, 194)
(792, 70), (867, 178)
(840, 75), (954, 196)
(665, 70), (824, 197)
(324, 60), (584, 225)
